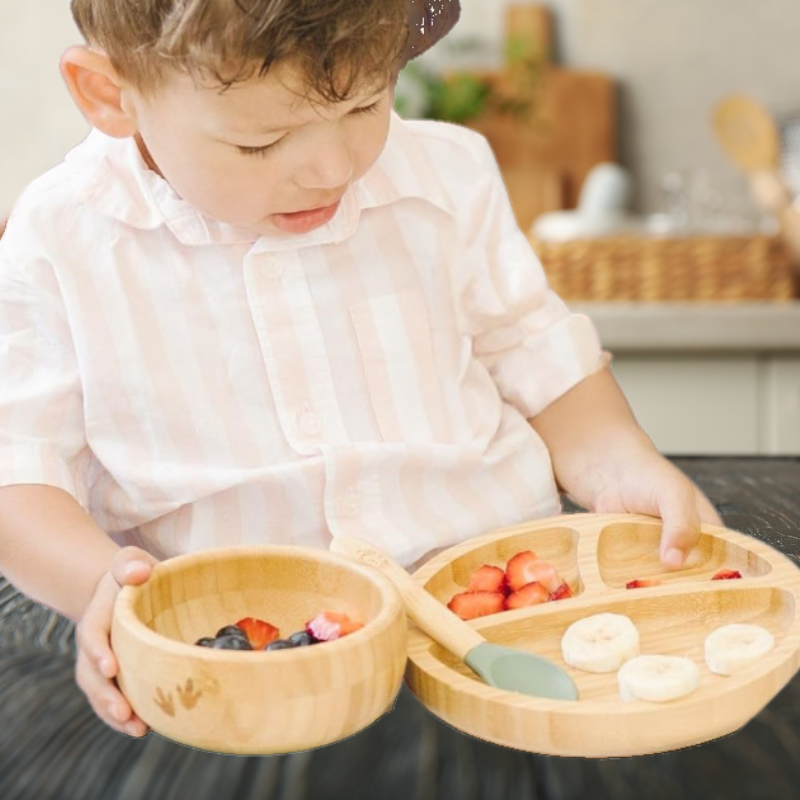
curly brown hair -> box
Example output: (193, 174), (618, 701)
(70, 0), (460, 100)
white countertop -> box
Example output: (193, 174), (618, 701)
(569, 302), (800, 352)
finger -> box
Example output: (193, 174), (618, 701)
(89, 550), (157, 680)
(75, 554), (155, 739)
(75, 649), (127, 730)
(656, 481), (701, 569)
(75, 650), (149, 737)
(110, 546), (158, 588)
(78, 571), (122, 679)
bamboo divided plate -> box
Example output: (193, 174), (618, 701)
(406, 513), (800, 757)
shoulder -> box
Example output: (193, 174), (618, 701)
(372, 114), (503, 219)
(392, 115), (499, 180)
(398, 116), (495, 160)
(2, 134), (107, 268)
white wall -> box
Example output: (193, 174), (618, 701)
(457, 0), (800, 215)
(563, 0), (800, 214)
(1, 2), (89, 216)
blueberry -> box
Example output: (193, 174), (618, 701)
(264, 639), (295, 651)
(287, 631), (316, 647)
(213, 634), (253, 650)
(195, 637), (216, 647)
(216, 625), (247, 639)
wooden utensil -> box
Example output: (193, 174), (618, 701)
(713, 95), (780, 172)
(329, 536), (579, 702)
(458, 3), (615, 227)
(713, 95), (800, 271)
(406, 513), (800, 757)
(505, 3), (552, 57)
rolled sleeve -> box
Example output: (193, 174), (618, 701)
(0, 255), (89, 506)
(460, 139), (606, 419)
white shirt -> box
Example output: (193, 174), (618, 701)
(0, 112), (604, 567)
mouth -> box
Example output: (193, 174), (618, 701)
(271, 199), (343, 234)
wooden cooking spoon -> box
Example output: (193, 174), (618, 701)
(713, 95), (780, 172)
(713, 95), (800, 266)
(713, 95), (792, 216)
(330, 536), (579, 701)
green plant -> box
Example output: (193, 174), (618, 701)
(395, 35), (546, 125)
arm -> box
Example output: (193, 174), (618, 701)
(0, 230), (152, 736)
(453, 135), (719, 565)
(529, 366), (722, 566)
(0, 484), (119, 622)
(528, 366), (653, 496)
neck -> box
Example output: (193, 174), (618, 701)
(134, 132), (164, 177)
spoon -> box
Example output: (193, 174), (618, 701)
(330, 536), (579, 702)
(712, 95), (800, 263)
(713, 95), (780, 173)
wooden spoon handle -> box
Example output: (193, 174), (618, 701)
(330, 536), (485, 660)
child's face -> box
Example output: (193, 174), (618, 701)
(123, 62), (394, 236)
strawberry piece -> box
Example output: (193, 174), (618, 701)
(506, 551), (560, 593)
(625, 578), (662, 589)
(549, 582), (572, 601)
(467, 565), (508, 595)
(305, 611), (364, 642)
(505, 581), (550, 609)
(447, 591), (505, 620)
(235, 617), (280, 649)
(712, 569), (742, 580)
(505, 550), (540, 591)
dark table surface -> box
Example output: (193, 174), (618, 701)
(1, 457), (799, 800)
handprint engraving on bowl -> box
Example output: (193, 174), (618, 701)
(154, 678), (203, 716)
(177, 678), (202, 710)
(154, 687), (176, 717)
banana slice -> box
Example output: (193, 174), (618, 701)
(618, 655), (699, 702)
(704, 623), (776, 676)
(561, 612), (640, 673)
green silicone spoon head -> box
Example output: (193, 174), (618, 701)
(465, 642), (579, 701)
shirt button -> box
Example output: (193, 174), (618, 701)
(339, 488), (362, 518)
(298, 408), (322, 437)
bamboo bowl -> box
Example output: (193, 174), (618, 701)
(406, 513), (800, 757)
(111, 545), (407, 754)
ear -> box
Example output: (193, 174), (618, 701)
(59, 46), (139, 138)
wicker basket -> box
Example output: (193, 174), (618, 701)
(530, 233), (797, 301)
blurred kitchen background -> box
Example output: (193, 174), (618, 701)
(2, 0), (800, 456)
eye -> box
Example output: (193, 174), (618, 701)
(351, 100), (382, 116)
(236, 137), (285, 158)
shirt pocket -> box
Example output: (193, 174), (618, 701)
(349, 291), (451, 443)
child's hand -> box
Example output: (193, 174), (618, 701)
(567, 441), (723, 568)
(75, 547), (158, 737)
(529, 367), (722, 569)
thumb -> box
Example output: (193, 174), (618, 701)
(657, 482), (701, 569)
(111, 546), (159, 587)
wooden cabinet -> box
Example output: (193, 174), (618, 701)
(461, 4), (616, 231)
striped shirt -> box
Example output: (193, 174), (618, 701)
(0, 113), (604, 568)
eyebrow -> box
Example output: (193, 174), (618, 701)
(230, 83), (391, 137)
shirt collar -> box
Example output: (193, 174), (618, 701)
(354, 112), (454, 216)
(75, 111), (453, 249)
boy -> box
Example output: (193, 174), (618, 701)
(0, 0), (720, 741)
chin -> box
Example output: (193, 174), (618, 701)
(207, 213), (276, 236)
(248, 218), (282, 236)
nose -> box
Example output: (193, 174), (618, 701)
(293, 126), (355, 190)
